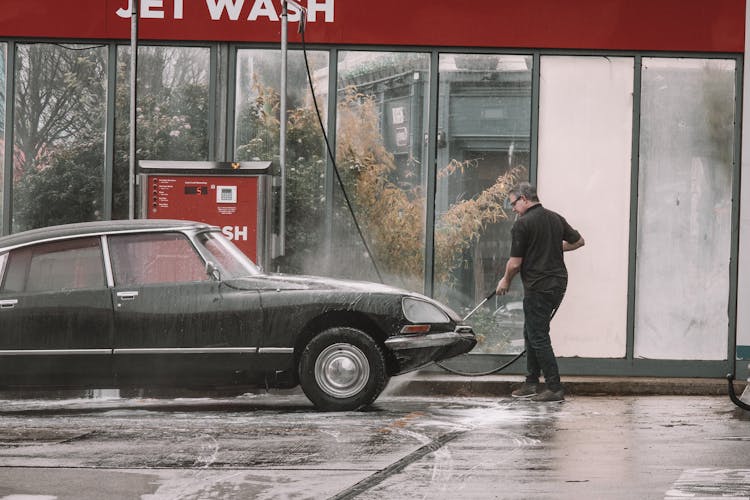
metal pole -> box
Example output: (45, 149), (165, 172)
(128, 0), (139, 220)
(279, 0), (288, 256)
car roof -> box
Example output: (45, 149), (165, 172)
(0, 219), (218, 252)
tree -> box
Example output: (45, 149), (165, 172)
(113, 46), (210, 219)
(335, 88), (522, 288)
(12, 43), (107, 231)
(235, 83), (521, 292)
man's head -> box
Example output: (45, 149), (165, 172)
(508, 182), (540, 215)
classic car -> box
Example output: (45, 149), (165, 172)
(0, 219), (476, 411)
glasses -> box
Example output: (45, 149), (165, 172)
(510, 196), (524, 208)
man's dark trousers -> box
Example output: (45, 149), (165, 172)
(523, 289), (565, 392)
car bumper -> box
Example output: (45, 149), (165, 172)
(384, 327), (476, 374)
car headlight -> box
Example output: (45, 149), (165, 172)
(402, 297), (450, 324)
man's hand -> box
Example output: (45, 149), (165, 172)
(497, 256), (523, 295)
(563, 236), (585, 252)
(496, 277), (511, 296)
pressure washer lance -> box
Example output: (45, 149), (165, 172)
(438, 290), (561, 377)
(462, 290), (497, 321)
(436, 289), (527, 376)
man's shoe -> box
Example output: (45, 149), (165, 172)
(511, 382), (538, 398)
(530, 388), (565, 402)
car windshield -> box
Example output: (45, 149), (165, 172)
(194, 230), (261, 279)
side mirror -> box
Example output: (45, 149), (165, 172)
(206, 261), (222, 281)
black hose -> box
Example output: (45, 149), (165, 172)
(298, 27), (384, 284)
(435, 350), (526, 376)
(436, 297), (561, 377)
(435, 290), (527, 376)
(727, 373), (750, 411)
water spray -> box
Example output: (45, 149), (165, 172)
(436, 290), (527, 377)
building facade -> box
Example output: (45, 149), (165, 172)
(0, 0), (748, 378)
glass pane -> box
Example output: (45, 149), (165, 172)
(434, 54), (532, 354)
(114, 46), (210, 219)
(109, 233), (207, 285)
(537, 56), (633, 358)
(0, 43), (5, 234)
(334, 51), (430, 291)
(234, 49), (329, 274)
(636, 58), (735, 360)
(5, 238), (104, 292)
(12, 43), (108, 232)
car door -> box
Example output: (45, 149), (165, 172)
(0, 237), (114, 387)
(108, 231), (263, 387)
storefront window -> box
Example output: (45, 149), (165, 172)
(537, 56), (633, 358)
(434, 54), (532, 353)
(333, 51), (430, 290)
(12, 43), (108, 232)
(233, 48), (329, 273)
(114, 45), (210, 220)
(635, 58), (735, 360)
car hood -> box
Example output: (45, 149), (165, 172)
(226, 273), (410, 295)
(225, 274), (461, 322)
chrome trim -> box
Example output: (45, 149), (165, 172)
(0, 299), (19, 309)
(116, 291), (139, 300)
(0, 349), (111, 355)
(113, 347), (257, 354)
(384, 330), (476, 350)
(258, 347), (294, 354)
(0, 253), (7, 283)
(101, 235), (115, 287)
(0, 225), (220, 254)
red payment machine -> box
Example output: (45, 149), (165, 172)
(139, 161), (273, 268)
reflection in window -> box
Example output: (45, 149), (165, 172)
(635, 58), (735, 360)
(109, 233), (207, 286)
(12, 43), (108, 232)
(114, 46), (210, 219)
(333, 51), (430, 291)
(434, 54), (532, 354)
(2, 238), (104, 292)
(234, 49), (329, 274)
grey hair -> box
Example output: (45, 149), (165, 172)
(510, 182), (539, 202)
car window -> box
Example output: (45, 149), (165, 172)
(195, 230), (260, 278)
(1, 237), (105, 293)
(108, 232), (208, 286)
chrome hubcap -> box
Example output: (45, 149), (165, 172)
(314, 343), (370, 398)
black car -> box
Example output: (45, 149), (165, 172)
(0, 220), (475, 411)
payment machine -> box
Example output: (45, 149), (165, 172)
(138, 160), (273, 269)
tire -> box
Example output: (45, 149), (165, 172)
(298, 327), (388, 411)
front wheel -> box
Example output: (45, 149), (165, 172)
(298, 327), (388, 411)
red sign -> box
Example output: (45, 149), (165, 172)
(147, 175), (260, 261)
(0, 0), (743, 53)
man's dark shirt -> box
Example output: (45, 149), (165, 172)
(510, 203), (581, 294)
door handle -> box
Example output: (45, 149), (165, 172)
(0, 299), (18, 309)
(116, 291), (139, 301)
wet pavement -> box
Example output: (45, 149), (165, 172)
(0, 392), (747, 499)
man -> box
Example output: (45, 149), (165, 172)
(496, 182), (584, 402)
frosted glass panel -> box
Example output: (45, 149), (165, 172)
(635, 58), (735, 360)
(538, 56), (633, 358)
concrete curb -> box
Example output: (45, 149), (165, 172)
(386, 373), (749, 398)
